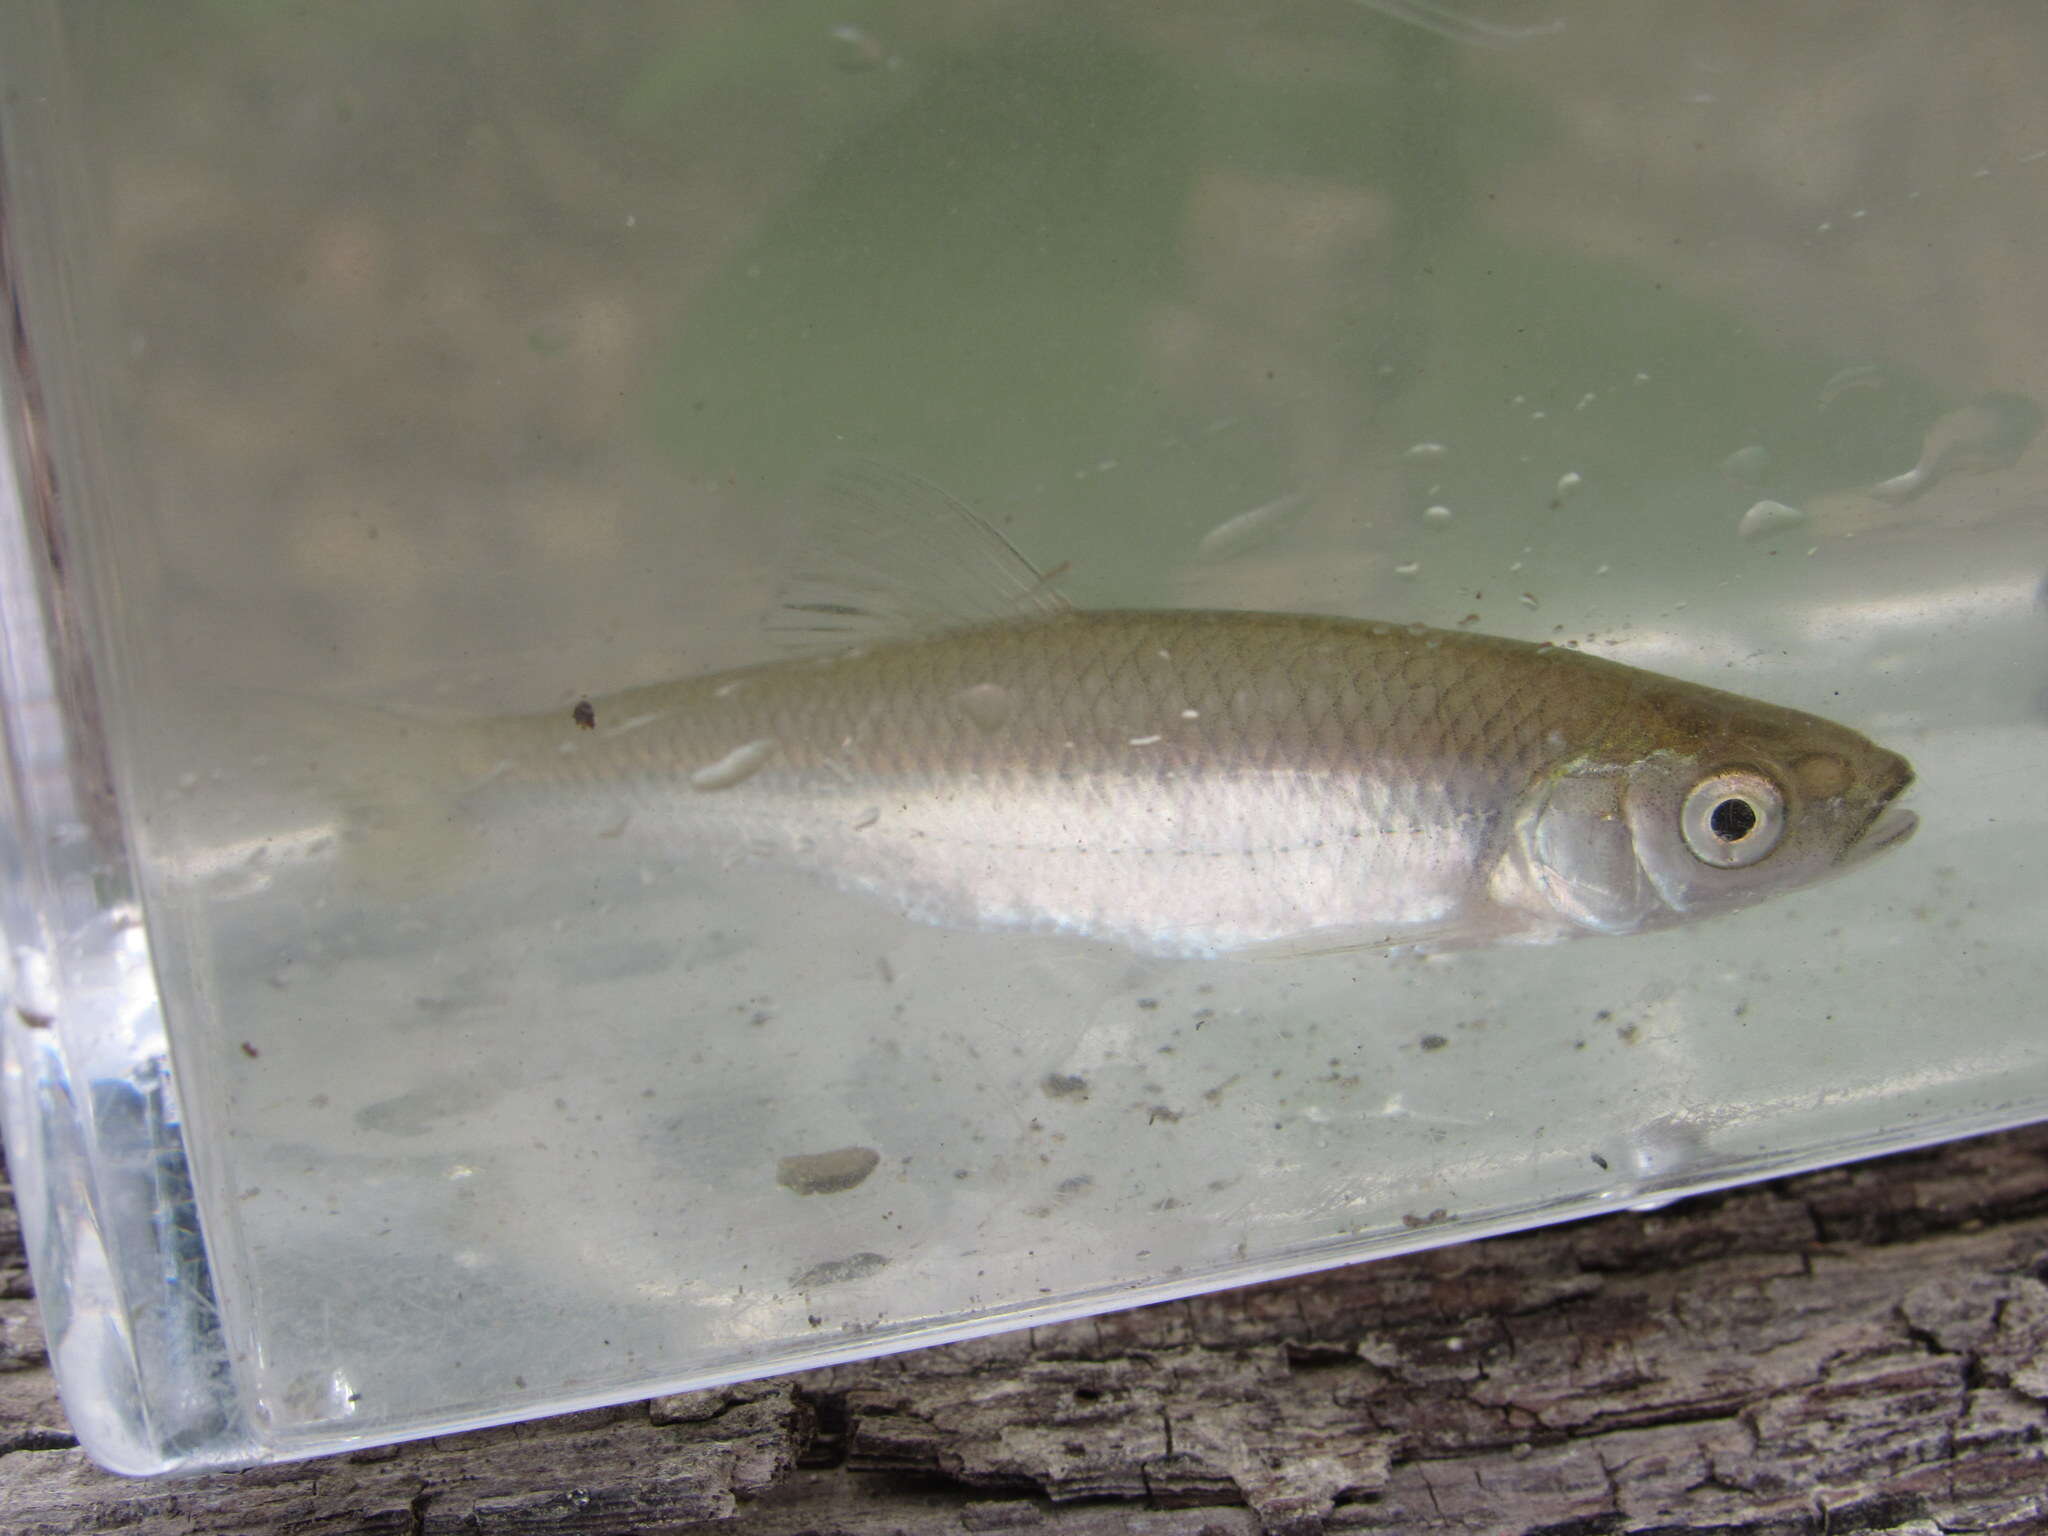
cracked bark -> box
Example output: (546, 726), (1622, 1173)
(4, 1128), (2047, 1535)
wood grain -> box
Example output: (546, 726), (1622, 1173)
(5, 1128), (2047, 1535)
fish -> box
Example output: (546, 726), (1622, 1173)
(419, 465), (1916, 961)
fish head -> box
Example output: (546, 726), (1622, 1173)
(1503, 684), (1916, 938)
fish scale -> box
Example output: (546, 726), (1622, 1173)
(461, 610), (1641, 956)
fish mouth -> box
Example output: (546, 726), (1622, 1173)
(1854, 804), (1919, 858)
(1841, 763), (1918, 866)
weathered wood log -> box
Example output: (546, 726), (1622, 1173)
(4, 1127), (2047, 1535)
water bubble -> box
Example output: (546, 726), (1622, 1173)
(1405, 441), (1447, 459)
(1550, 471), (1583, 506)
(1394, 561), (1422, 577)
(1127, 734), (1164, 747)
(1519, 592), (1539, 609)
(954, 682), (1013, 732)
(690, 738), (777, 792)
(1423, 504), (1453, 523)
(1737, 499), (1807, 541)
(1719, 445), (1770, 487)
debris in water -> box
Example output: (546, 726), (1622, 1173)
(1870, 392), (2043, 503)
(793, 1252), (889, 1289)
(1197, 491), (1312, 561)
(1738, 499), (1808, 541)
(1720, 445), (1771, 487)
(777, 1146), (881, 1196)
(1818, 364), (1884, 409)
(689, 738), (777, 791)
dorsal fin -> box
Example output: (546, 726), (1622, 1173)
(767, 461), (1070, 655)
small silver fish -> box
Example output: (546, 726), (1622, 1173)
(444, 467), (1915, 960)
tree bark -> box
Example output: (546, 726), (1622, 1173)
(5, 1127), (2047, 1535)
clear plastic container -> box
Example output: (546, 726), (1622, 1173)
(2, 1), (2044, 1475)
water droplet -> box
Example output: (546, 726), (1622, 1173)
(1405, 441), (1447, 459)
(1128, 734), (1164, 747)
(954, 682), (1013, 732)
(1519, 592), (1539, 609)
(1575, 393), (1596, 412)
(713, 679), (750, 700)
(1423, 504), (1453, 523)
(852, 807), (881, 831)
(1394, 561), (1422, 577)
(690, 738), (777, 792)
(1551, 471), (1583, 504)
(1737, 499), (1807, 541)
(1720, 444), (1771, 486)
(1180, 708), (1200, 720)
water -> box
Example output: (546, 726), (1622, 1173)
(2, 0), (2046, 1472)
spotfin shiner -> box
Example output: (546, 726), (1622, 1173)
(347, 464), (1916, 961)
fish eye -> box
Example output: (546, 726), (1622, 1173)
(1680, 770), (1785, 868)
